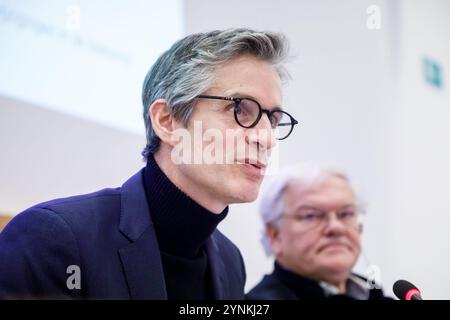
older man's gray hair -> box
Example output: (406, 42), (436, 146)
(141, 28), (290, 160)
(259, 163), (364, 256)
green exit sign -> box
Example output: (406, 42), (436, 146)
(423, 56), (443, 89)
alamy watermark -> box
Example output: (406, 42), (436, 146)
(365, 264), (382, 289)
(169, 120), (281, 175)
(366, 5), (381, 30)
(66, 265), (81, 290)
(66, 5), (81, 31)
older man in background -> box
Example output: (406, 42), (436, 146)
(247, 164), (391, 300)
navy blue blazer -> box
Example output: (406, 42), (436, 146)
(0, 170), (246, 299)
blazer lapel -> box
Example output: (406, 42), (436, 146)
(118, 169), (167, 299)
(205, 233), (229, 299)
(118, 227), (167, 299)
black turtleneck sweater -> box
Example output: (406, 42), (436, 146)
(143, 155), (228, 300)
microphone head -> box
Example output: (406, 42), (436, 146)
(393, 279), (422, 300)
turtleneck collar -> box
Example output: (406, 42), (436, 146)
(143, 154), (228, 257)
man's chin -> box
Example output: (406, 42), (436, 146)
(319, 257), (355, 274)
(234, 193), (258, 204)
(231, 185), (260, 204)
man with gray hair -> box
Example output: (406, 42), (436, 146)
(246, 164), (391, 300)
(0, 28), (298, 299)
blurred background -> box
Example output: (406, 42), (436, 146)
(1, 0), (449, 299)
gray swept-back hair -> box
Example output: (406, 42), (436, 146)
(141, 28), (290, 160)
(259, 163), (365, 256)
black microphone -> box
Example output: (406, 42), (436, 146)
(393, 279), (423, 300)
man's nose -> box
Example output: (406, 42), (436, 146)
(245, 114), (276, 151)
(323, 212), (346, 235)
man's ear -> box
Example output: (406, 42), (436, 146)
(148, 99), (179, 147)
(358, 223), (363, 234)
(266, 223), (282, 256)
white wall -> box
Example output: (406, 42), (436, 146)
(186, 0), (450, 299)
(389, 0), (450, 299)
(0, 95), (145, 215)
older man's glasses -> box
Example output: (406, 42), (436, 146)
(281, 206), (361, 231)
(196, 95), (298, 140)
